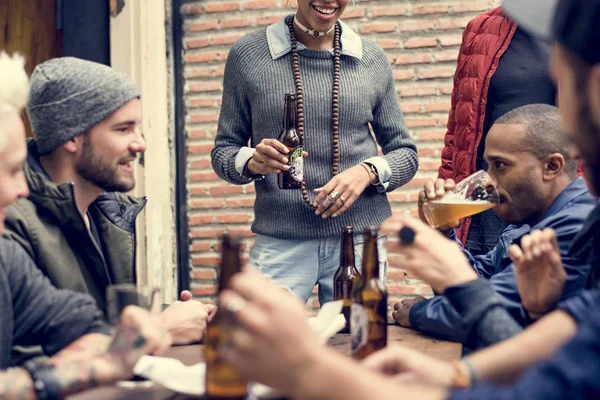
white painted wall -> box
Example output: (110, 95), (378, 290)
(110, 0), (177, 302)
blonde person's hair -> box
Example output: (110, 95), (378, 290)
(0, 52), (29, 150)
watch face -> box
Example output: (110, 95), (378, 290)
(367, 164), (380, 185)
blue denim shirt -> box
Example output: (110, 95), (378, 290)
(559, 202), (600, 321)
(449, 289), (600, 400)
(409, 177), (595, 343)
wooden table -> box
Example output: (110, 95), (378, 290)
(68, 325), (461, 400)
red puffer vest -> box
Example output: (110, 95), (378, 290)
(438, 8), (516, 244)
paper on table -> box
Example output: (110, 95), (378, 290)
(133, 300), (346, 397)
(307, 299), (345, 339)
(134, 356), (206, 395)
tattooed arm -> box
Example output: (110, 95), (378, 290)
(0, 306), (172, 399)
(0, 353), (128, 400)
(0, 242), (171, 398)
(49, 333), (113, 362)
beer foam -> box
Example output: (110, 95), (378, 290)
(434, 192), (490, 204)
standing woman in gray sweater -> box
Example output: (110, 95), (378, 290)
(211, 0), (418, 304)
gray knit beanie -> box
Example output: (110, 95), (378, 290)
(27, 57), (140, 154)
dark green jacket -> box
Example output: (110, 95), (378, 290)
(4, 140), (146, 312)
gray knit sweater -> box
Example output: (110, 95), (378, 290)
(211, 18), (418, 239)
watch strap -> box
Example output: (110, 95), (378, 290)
(361, 162), (381, 186)
(23, 361), (64, 400)
(242, 158), (265, 181)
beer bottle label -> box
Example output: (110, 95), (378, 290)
(289, 147), (303, 182)
(350, 303), (368, 353)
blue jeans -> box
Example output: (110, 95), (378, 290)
(249, 234), (388, 305)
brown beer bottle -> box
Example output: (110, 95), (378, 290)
(277, 93), (303, 190)
(204, 235), (247, 399)
(350, 227), (388, 360)
(333, 226), (361, 333)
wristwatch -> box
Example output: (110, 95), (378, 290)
(23, 361), (63, 400)
(363, 162), (381, 186)
(242, 158), (265, 181)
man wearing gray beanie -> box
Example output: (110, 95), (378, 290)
(5, 57), (214, 350)
(27, 57), (141, 155)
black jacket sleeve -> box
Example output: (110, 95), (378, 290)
(2, 238), (110, 356)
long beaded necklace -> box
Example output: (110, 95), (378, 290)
(286, 16), (341, 208)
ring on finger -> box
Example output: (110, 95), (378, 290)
(321, 197), (334, 209)
(339, 196), (347, 205)
(226, 296), (247, 313)
(329, 190), (339, 200)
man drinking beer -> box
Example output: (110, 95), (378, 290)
(393, 104), (594, 348)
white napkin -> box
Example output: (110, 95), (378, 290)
(307, 299), (346, 343)
(134, 355), (206, 395)
(133, 300), (346, 397)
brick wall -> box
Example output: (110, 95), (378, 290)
(180, 0), (499, 307)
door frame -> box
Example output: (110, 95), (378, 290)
(109, 0), (179, 301)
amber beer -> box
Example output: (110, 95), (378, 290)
(423, 200), (495, 228)
(334, 226), (361, 333)
(204, 235), (247, 400)
(277, 93), (303, 190)
(351, 227), (387, 360)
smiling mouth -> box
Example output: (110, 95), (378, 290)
(119, 159), (135, 169)
(312, 4), (338, 15)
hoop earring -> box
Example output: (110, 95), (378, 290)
(343, 0), (356, 15)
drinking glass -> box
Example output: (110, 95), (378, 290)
(421, 170), (499, 228)
(106, 284), (160, 388)
(106, 284), (160, 326)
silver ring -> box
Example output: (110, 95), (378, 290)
(321, 197), (334, 209)
(226, 296), (246, 313)
(329, 190), (339, 200)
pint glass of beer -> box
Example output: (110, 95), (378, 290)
(421, 170), (498, 228)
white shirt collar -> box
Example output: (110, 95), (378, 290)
(266, 16), (363, 60)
